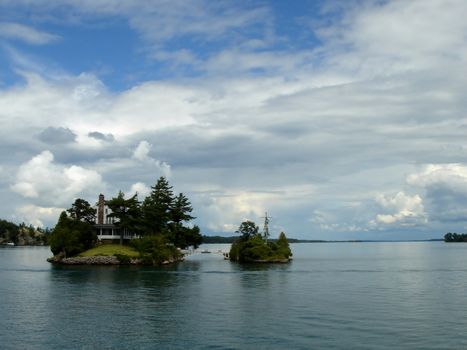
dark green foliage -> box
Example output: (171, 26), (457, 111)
(107, 191), (142, 244)
(49, 211), (96, 257)
(444, 232), (467, 242)
(67, 198), (96, 224)
(0, 219), (20, 244)
(171, 193), (195, 224)
(132, 235), (181, 265)
(276, 231), (293, 259)
(139, 177), (202, 248)
(230, 221), (292, 263)
(169, 225), (203, 249)
(115, 254), (131, 264)
(202, 235), (240, 243)
(141, 177), (174, 234)
(236, 220), (259, 240)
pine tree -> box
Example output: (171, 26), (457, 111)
(141, 177), (174, 235)
(107, 191), (141, 244)
(67, 198), (96, 224)
(171, 193), (195, 225)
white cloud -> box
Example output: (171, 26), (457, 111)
(10, 150), (104, 206)
(132, 140), (151, 161)
(405, 164), (467, 224)
(132, 140), (171, 177)
(127, 182), (151, 198)
(0, 22), (60, 45)
(372, 192), (427, 227)
(15, 204), (64, 228)
(316, 0), (467, 78)
(0, 73), (198, 140)
(407, 164), (467, 192)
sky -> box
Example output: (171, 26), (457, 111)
(1, 0), (467, 240)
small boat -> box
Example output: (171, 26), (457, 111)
(201, 249), (211, 254)
(5, 242), (15, 246)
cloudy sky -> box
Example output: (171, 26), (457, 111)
(1, 0), (467, 240)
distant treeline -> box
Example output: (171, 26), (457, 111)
(0, 219), (49, 246)
(202, 235), (240, 243)
(444, 233), (467, 242)
(202, 235), (327, 244)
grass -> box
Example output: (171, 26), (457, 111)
(79, 244), (140, 258)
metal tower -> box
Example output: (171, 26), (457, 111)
(262, 212), (271, 243)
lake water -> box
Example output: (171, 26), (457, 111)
(1, 242), (467, 349)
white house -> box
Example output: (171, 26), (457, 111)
(94, 194), (138, 242)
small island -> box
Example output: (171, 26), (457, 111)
(47, 177), (202, 266)
(444, 232), (467, 242)
(229, 219), (292, 263)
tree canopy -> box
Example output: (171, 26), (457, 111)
(107, 191), (142, 244)
(138, 177), (202, 249)
(49, 211), (96, 257)
(236, 220), (259, 240)
(67, 198), (96, 224)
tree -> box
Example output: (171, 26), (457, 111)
(276, 231), (292, 259)
(169, 193), (198, 247)
(236, 220), (259, 240)
(67, 198), (96, 224)
(0, 219), (19, 244)
(230, 222), (292, 263)
(49, 211), (96, 257)
(169, 225), (203, 249)
(107, 191), (141, 245)
(171, 193), (195, 225)
(141, 177), (174, 235)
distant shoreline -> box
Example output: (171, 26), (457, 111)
(202, 235), (443, 244)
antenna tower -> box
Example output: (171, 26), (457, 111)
(262, 212), (271, 243)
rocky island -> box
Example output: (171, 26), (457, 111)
(229, 220), (292, 263)
(47, 177), (201, 266)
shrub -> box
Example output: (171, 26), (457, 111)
(115, 254), (131, 264)
(132, 235), (182, 265)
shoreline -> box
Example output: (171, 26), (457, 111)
(47, 255), (184, 266)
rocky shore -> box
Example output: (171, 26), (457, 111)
(47, 254), (183, 266)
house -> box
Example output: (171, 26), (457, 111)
(94, 194), (139, 243)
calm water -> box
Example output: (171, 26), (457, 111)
(1, 242), (467, 349)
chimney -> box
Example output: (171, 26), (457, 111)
(98, 194), (105, 224)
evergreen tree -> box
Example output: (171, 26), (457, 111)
(169, 192), (197, 246)
(67, 198), (96, 224)
(236, 220), (259, 240)
(276, 231), (292, 259)
(107, 191), (141, 244)
(49, 211), (95, 257)
(171, 193), (195, 224)
(141, 177), (174, 235)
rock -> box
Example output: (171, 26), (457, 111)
(47, 255), (184, 266)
